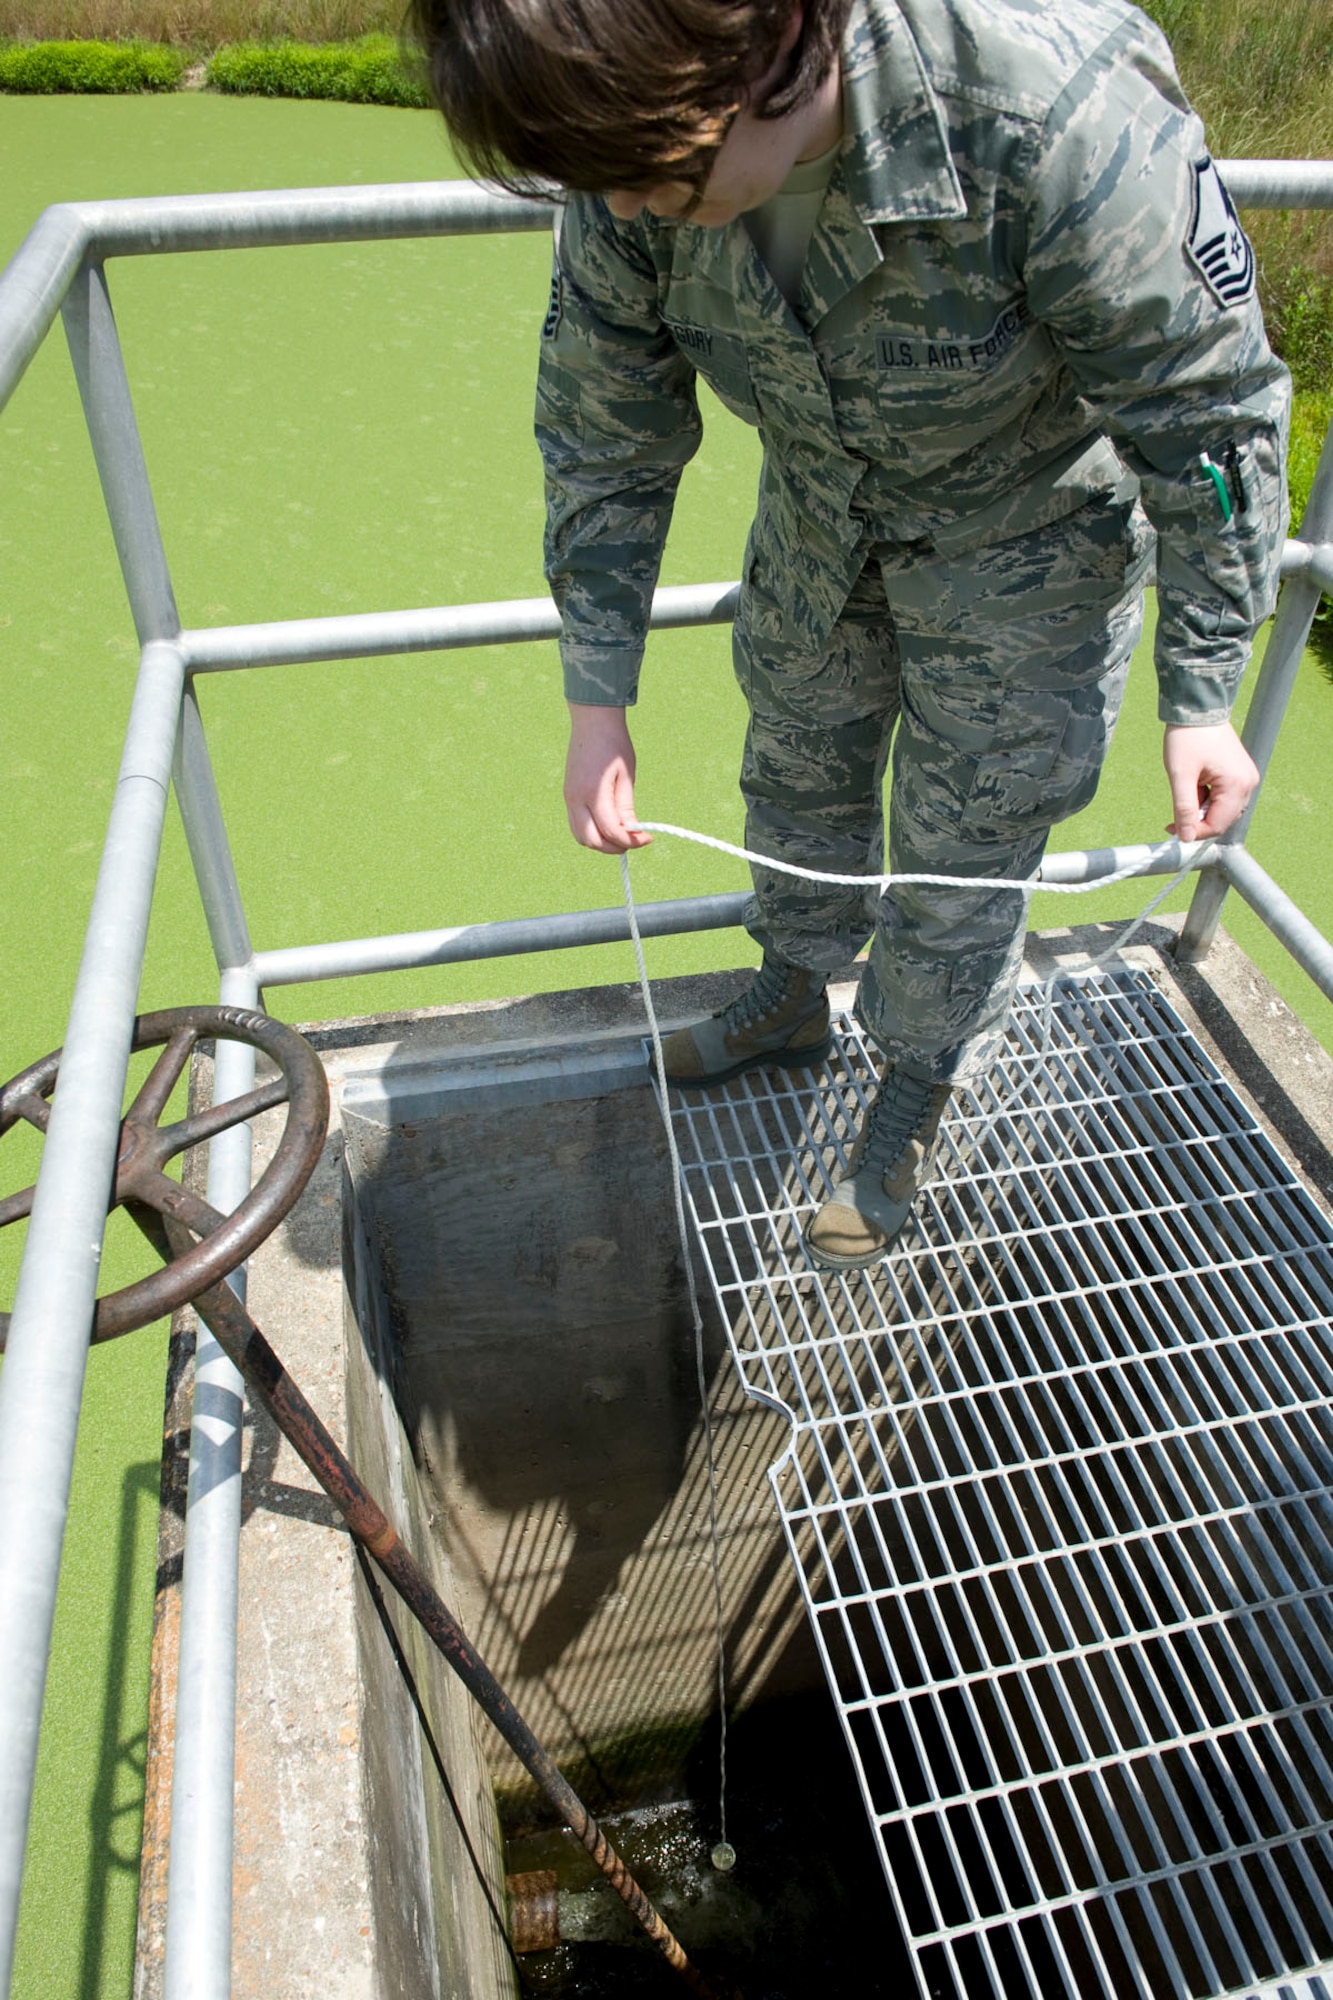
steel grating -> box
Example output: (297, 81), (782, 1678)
(663, 969), (1333, 2000)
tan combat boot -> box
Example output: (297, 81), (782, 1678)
(804, 1061), (953, 1269)
(661, 960), (831, 1088)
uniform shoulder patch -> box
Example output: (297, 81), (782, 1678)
(541, 267), (562, 340)
(1186, 157), (1255, 308)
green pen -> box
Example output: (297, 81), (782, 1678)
(1199, 450), (1233, 524)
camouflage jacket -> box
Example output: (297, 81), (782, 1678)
(536, 0), (1290, 724)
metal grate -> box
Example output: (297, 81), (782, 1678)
(665, 969), (1333, 2000)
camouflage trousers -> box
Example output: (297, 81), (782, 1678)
(733, 494), (1153, 1083)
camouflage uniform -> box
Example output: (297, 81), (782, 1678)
(537, 0), (1290, 1080)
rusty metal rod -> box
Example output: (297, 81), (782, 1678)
(168, 1228), (736, 2000)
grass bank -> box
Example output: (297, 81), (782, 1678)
(206, 32), (425, 105)
(0, 0), (395, 42)
(1141, 0), (1333, 398)
(0, 35), (181, 85)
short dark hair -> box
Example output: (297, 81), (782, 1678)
(406, 0), (852, 196)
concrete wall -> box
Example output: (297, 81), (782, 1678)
(336, 976), (821, 1820)
(134, 970), (828, 1998)
(343, 1177), (515, 2000)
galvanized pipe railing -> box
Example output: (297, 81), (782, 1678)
(180, 580), (742, 672)
(0, 160), (1332, 2000)
(1213, 847), (1333, 1003)
(1180, 409), (1333, 962)
(0, 181), (554, 2000)
(0, 182), (556, 414)
(0, 637), (185, 1999)
(243, 838), (1211, 992)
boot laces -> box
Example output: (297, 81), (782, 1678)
(858, 1068), (941, 1177)
(721, 960), (801, 1032)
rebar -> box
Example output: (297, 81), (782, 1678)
(162, 1225), (738, 2000)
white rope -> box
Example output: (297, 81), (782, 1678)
(620, 821), (1208, 1869)
(633, 820), (1194, 897)
(619, 853), (732, 1865)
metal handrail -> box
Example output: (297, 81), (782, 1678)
(0, 181), (555, 2000)
(0, 160), (1331, 2000)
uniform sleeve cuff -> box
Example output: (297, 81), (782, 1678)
(1157, 696), (1235, 726)
(560, 643), (642, 707)
(1153, 623), (1246, 728)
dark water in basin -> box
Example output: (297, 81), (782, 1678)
(503, 1689), (915, 1999)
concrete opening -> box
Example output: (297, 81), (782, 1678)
(134, 932), (1333, 2000)
(332, 970), (907, 1998)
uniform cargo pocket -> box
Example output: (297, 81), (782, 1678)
(958, 596), (1137, 839)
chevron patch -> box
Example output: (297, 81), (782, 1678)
(541, 268), (562, 340)
(1186, 156), (1255, 308)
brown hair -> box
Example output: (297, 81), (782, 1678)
(406, 0), (851, 196)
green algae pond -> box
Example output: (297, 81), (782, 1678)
(3, 90), (1332, 2000)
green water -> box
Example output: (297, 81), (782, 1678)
(503, 1691), (912, 1999)
(3, 92), (1332, 2000)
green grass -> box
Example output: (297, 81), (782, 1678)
(1142, 0), (1333, 165)
(4, 86), (1333, 2000)
(1140, 0), (1333, 399)
(0, 0), (397, 43)
(0, 30), (425, 102)
(0, 35), (183, 88)
(206, 32), (427, 105)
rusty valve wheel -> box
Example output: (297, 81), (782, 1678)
(0, 1004), (329, 1347)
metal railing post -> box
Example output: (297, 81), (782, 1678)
(163, 691), (257, 2000)
(0, 637), (185, 1997)
(161, 970), (257, 2000)
(61, 260), (180, 646)
(173, 682), (254, 980)
(63, 258), (253, 1999)
(1178, 407), (1333, 961)
(0, 255), (197, 1996)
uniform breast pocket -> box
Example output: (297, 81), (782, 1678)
(871, 336), (1028, 469)
(666, 319), (756, 422)
(874, 331), (972, 428)
(872, 308), (1055, 447)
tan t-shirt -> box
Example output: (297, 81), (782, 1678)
(743, 141), (841, 314)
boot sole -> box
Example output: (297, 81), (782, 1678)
(802, 1189), (915, 1272)
(663, 1034), (834, 1092)
(801, 1233), (890, 1272)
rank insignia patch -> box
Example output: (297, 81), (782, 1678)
(1186, 157), (1255, 308)
(541, 268), (562, 340)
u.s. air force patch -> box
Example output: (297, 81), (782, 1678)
(1186, 157), (1255, 308)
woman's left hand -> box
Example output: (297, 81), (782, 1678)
(1162, 721), (1259, 842)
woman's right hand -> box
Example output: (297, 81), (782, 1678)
(563, 703), (652, 853)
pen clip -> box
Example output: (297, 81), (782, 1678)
(1223, 439), (1249, 515)
(1198, 451), (1233, 525)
